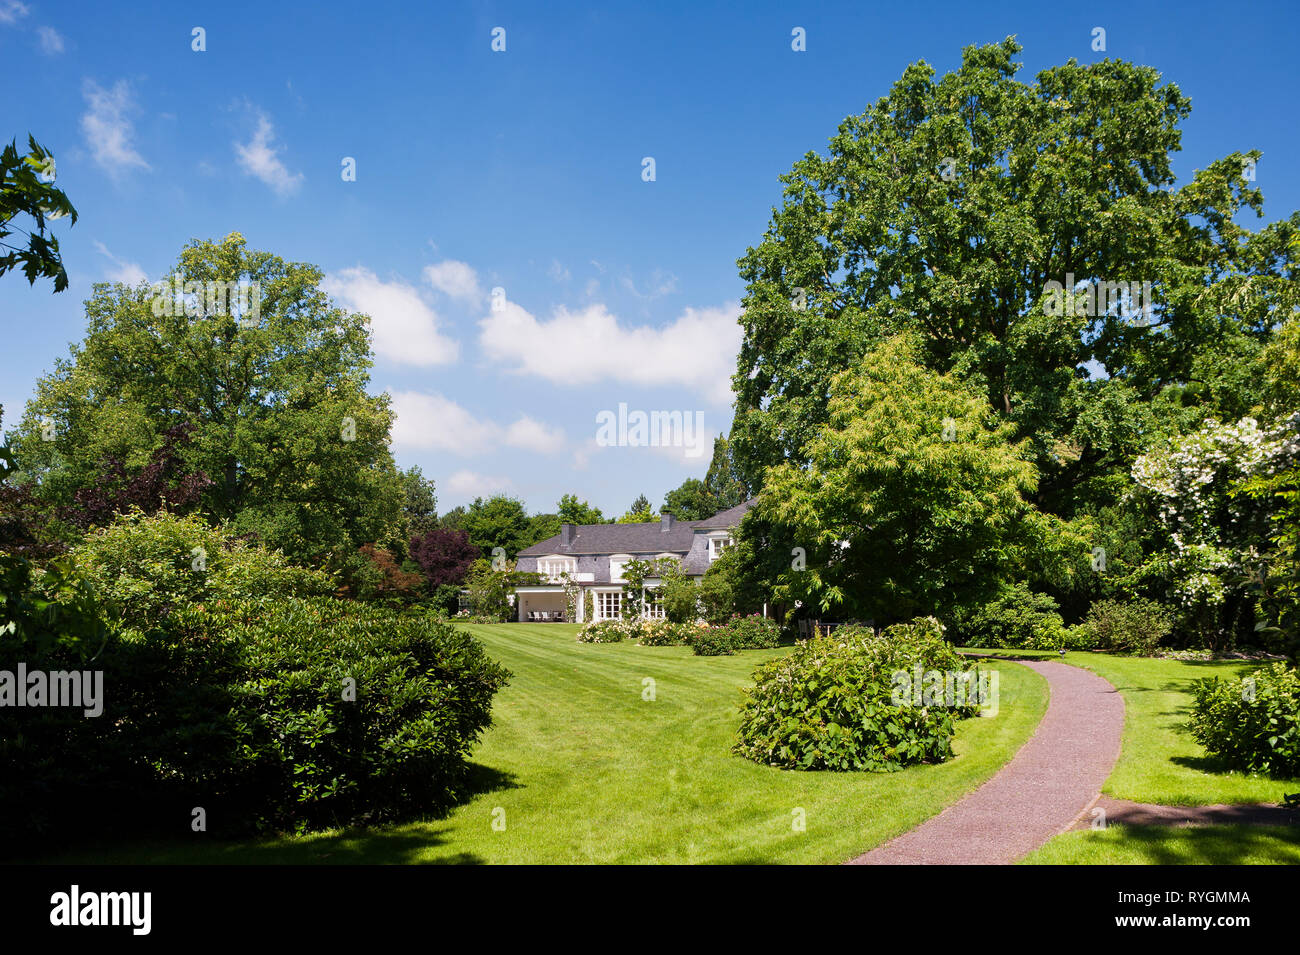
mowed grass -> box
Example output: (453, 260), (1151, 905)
(38, 624), (1047, 865)
(1066, 652), (1298, 806)
(964, 649), (1297, 805)
(1021, 826), (1300, 865)
(968, 649), (1300, 866)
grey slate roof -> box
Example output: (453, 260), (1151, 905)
(693, 499), (759, 530)
(520, 520), (697, 556)
(517, 498), (757, 561)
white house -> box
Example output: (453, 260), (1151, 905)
(512, 499), (755, 622)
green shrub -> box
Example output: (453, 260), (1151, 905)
(638, 619), (696, 646)
(1, 513), (511, 849)
(698, 555), (737, 625)
(690, 625), (737, 655)
(1062, 624), (1099, 651)
(1076, 598), (1172, 655)
(1189, 663), (1300, 777)
(178, 599), (510, 831)
(73, 509), (334, 623)
(428, 583), (462, 617)
(657, 560), (700, 624)
(577, 619), (637, 643)
(722, 613), (780, 649)
(0, 597), (510, 847)
(958, 582), (1065, 650)
(734, 617), (984, 771)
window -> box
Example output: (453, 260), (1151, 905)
(708, 536), (734, 561)
(644, 589), (665, 619)
(608, 554), (631, 583)
(538, 556), (576, 581)
(597, 590), (622, 620)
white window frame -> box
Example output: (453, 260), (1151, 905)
(538, 554), (576, 581)
(708, 535), (734, 562)
(644, 588), (665, 619)
(608, 554), (632, 584)
(596, 589), (622, 620)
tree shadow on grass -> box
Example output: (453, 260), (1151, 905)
(1099, 824), (1300, 864)
(16, 763), (521, 866)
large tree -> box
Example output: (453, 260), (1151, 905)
(409, 526), (478, 587)
(760, 335), (1083, 625)
(399, 466), (438, 542)
(663, 434), (750, 521)
(556, 493), (606, 525)
(7, 233), (402, 563)
(462, 494), (533, 560)
(730, 38), (1298, 523)
(616, 494), (655, 523)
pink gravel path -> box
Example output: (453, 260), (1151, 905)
(848, 660), (1125, 865)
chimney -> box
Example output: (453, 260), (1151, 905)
(660, 510), (674, 532)
(560, 523), (574, 547)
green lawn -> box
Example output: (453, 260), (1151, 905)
(969, 649), (1300, 865)
(1067, 651), (1294, 805)
(965, 649), (1296, 805)
(37, 624), (1047, 864)
(1021, 825), (1300, 865)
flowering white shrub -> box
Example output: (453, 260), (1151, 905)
(1131, 414), (1299, 611)
(577, 618), (641, 643)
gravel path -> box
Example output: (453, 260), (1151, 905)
(848, 660), (1125, 865)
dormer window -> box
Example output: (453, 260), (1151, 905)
(708, 536), (734, 561)
(538, 555), (576, 581)
(608, 554), (632, 583)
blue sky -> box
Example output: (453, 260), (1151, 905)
(2, 0), (1298, 516)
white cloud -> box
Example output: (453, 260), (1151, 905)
(445, 470), (513, 499)
(234, 111), (303, 196)
(479, 298), (742, 404)
(0, 1), (29, 25)
(389, 390), (565, 456)
(423, 260), (481, 302)
(548, 259), (570, 283)
(36, 25), (62, 53)
(503, 415), (565, 454)
(92, 240), (147, 286)
(388, 390), (497, 455)
(322, 267), (458, 366)
(81, 79), (149, 176)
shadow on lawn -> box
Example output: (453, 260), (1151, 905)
(17, 763), (521, 866)
(1100, 824), (1300, 864)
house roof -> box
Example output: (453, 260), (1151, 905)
(518, 498), (757, 557)
(693, 498), (759, 530)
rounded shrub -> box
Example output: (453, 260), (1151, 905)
(723, 613), (780, 649)
(637, 619), (696, 646)
(1189, 663), (1300, 777)
(734, 617), (983, 771)
(690, 626), (736, 656)
(1076, 598), (1172, 655)
(1, 511), (512, 850)
(72, 509), (334, 624)
(958, 582), (1065, 650)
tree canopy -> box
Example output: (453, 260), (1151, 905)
(730, 37), (1297, 526)
(7, 233), (402, 564)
